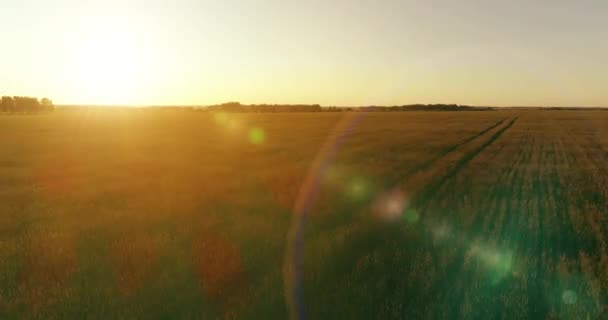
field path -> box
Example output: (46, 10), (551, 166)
(403, 113), (605, 319)
(291, 111), (608, 319)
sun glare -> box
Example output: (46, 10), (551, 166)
(69, 27), (150, 105)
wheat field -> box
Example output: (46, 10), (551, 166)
(1, 109), (608, 319)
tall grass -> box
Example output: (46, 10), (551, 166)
(2, 109), (608, 319)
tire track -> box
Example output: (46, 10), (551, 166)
(527, 133), (549, 319)
(446, 124), (528, 318)
(410, 116), (519, 314)
(554, 132), (580, 260)
(311, 118), (511, 232)
(433, 118), (507, 161)
(480, 127), (530, 241)
(302, 115), (518, 319)
(489, 127), (534, 318)
(385, 118), (508, 187)
(462, 120), (529, 318)
(413, 117), (519, 210)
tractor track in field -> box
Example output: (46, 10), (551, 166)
(552, 130), (583, 261)
(429, 118), (507, 165)
(318, 114), (608, 319)
(316, 117), (513, 232)
(412, 116), (519, 210)
(527, 133), (549, 319)
(359, 116), (520, 317)
(447, 119), (528, 318)
(384, 118), (508, 187)
(490, 127), (533, 318)
(402, 116), (519, 314)
(305, 116), (519, 316)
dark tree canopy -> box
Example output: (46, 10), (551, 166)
(1, 96), (16, 112)
(0, 96), (54, 113)
(41, 97), (54, 112)
(204, 102), (493, 113)
(206, 102), (323, 113)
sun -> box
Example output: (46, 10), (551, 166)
(69, 26), (150, 105)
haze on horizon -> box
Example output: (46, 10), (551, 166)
(1, 0), (607, 107)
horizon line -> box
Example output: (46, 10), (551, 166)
(56, 104), (608, 109)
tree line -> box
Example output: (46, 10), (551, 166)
(358, 104), (495, 111)
(0, 96), (54, 113)
(205, 102), (323, 113)
(203, 102), (494, 112)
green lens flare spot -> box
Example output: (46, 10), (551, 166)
(249, 127), (266, 144)
(562, 290), (577, 305)
(488, 252), (513, 285)
(348, 177), (368, 199)
(213, 112), (228, 125)
(404, 208), (419, 224)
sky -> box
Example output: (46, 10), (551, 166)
(1, 0), (607, 106)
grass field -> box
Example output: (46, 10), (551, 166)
(1, 109), (608, 319)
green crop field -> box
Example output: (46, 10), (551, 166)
(1, 109), (608, 319)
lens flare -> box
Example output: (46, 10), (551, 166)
(373, 189), (407, 221)
(249, 127), (266, 145)
(284, 112), (367, 320)
(562, 290), (578, 305)
(467, 243), (514, 285)
(431, 223), (451, 242)
(487, 251), (513, 285)
(403, 208), (419, 224)
(347, 176), (369, 200)
(213, 112), (228, 125)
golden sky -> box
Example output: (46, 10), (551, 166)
(1, 0), (607, 106)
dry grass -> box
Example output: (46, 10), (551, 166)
(2, 109), (608, 319)
(18, 228), (77, 311)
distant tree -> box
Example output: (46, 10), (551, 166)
(41, 97), (54, 112)
(12, 96), (41, 113)
(0, 96), (52, 114)
(1, 96), (15, 112)
(13, 96), (25, 113)
(31, 97), (41, 113)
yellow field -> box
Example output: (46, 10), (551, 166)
(1, 109), (608, 319)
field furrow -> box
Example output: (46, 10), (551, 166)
(5, 111), (608, 319)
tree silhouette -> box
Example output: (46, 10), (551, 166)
(41, 98), (54, 112)
(0, 96), (53, 114)
(1, 96), (15, 112)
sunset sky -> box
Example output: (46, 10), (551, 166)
(1, 0), (607, 106)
